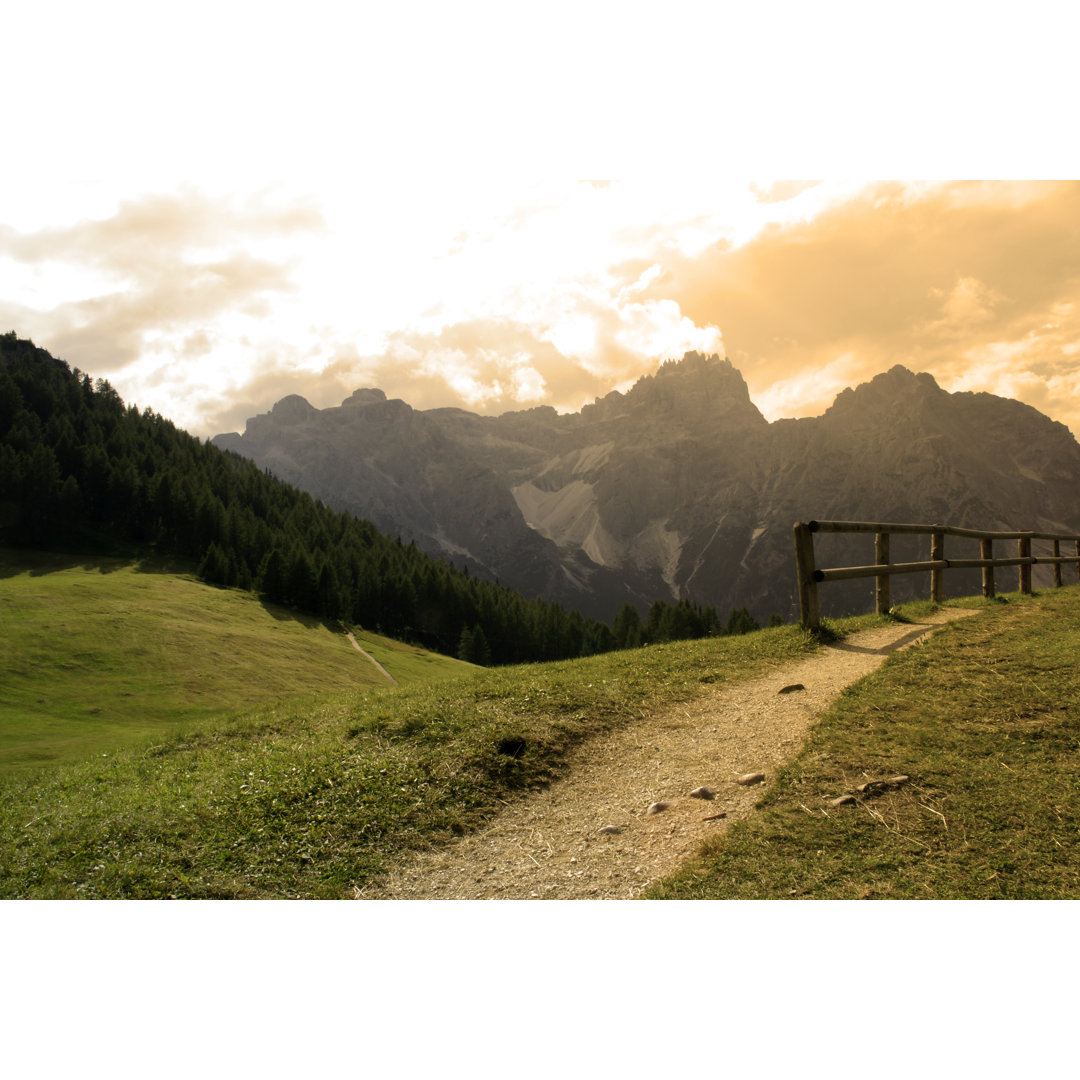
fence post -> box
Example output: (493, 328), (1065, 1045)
(1018, 535), (1032, 594)
(875, 532), (891, 614)
(930, 529), (944, 604)
(793, 522), (820, 630)
(1053, 539), (1063, 588)
(981, 537), (995, 598)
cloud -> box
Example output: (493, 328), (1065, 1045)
(752, 352), (868, 424)
(929, 276), (1005, 328)
(201, 299), (715, 439)
(634, 180), (1080, 436)
(0, 190), (322, 274)
(11, 178), (1080, 448)
(749, 180), (823, 204)
(200, 320), (600, 437)
(0, 190), (324, 376)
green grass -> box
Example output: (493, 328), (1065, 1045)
(647, 587), (1080, 899)
(8, 552), (1077, 900)
(0, 620), (819, 898)
(0, 549), (472, 768)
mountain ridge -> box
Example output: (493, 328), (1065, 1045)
(214, 353), (1080, 622)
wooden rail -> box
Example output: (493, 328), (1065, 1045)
(793, 519), (1080, 630)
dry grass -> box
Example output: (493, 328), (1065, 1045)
(647, 588), (1080, 899)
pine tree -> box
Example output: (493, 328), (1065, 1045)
(457, 625), (476, 663)
(725, 606), (759, 635)
(471, 624), (492, 666)
(197, 542), (230, 587)
(286, 548), (318, 612)
(611, 603), (644, 649)
(257, 548), (287, 605)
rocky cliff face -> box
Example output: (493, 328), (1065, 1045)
(213, 354), (1080, 623)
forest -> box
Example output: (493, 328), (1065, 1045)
(0, 333), (762, 663)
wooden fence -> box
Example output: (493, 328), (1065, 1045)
(793, 519), (1080, 630)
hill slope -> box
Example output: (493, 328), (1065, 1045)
(0, 616), (820, 898)
(6, 589), (1078, 900)
(0, 548), (473, 768)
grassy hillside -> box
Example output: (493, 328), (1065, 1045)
(648, 588), (1080, 899)
(6, 573), (1078, 899)
(0, 619), (819, 898)
(0, 549), (473, 769)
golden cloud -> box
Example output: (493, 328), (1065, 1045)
(0, 191), (323, 376)
(0, 190), (323, 274)
(634, 180), (1080, 436)
(10, 179), (1080, 446)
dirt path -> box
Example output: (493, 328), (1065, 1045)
(345, 631), (397, 684)
(359, 609), (977, 900)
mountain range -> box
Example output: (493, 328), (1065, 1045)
(213, 353), (1080, 623)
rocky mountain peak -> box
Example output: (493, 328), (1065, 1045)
(342, 388), (388, 408)
(582, 351), (765, 431)
(269, 394), (318, 424)
(823, 365), (946, 429)
(241, 393), (318, 439)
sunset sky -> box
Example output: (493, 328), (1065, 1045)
(7, 1), (1078, 1039)
(3, 5), (1078, 439)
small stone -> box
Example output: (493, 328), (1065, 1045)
(598, 825), (621, 835)
(735, 772), (766, 786)
(831, 794), (857, 806)
(646, 801), (671, 815)
(779, 683), (805, 694)
(689, 786), (716, 800)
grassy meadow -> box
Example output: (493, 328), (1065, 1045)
(4, 547), (1080, 900)
(0, 576), (817, 898)
(0, 549), (472, 769)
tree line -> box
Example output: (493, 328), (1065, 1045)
(1, 333), (779, 664)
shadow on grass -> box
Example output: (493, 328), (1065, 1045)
(1, 546), (342, 634)
(0, 547), (134, 579)
(256, 595), (342, 634)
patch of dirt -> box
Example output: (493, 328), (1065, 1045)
(358, 609), (977, 900)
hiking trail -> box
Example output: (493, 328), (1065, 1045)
(359, 609), (976, 900)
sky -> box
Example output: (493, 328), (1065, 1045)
(3, 4), (1080, 441)
(6, 0), (1079, 1054)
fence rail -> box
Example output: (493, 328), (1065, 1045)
(793, 519), (1080, 629)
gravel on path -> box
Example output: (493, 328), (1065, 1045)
(358, 609), (976, 900)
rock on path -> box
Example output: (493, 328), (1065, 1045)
(357, 609), (976, 900)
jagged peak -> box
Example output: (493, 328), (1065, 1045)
(583, 351), (757, 419)
(827, 365), (942, 415)
(876, 364), (939, 389)
(590, 352), (736, 395)
(655, 350), (729, 375)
